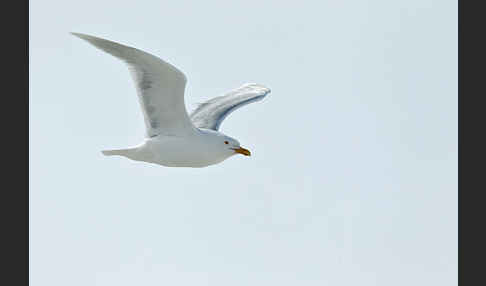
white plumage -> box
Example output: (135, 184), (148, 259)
(72, 33), (270, 167)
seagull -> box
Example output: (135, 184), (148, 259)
(71, 33), (270, 167)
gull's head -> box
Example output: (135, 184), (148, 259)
(198, 129), (252, 160)
(221, 136), (251, 157)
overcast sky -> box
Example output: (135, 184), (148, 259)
(30, 0), (457, 285)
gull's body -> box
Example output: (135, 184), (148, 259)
(72, 33), (270, 168)
(108, 128), (246, 168)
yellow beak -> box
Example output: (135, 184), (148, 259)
(232, 147), (251, 156)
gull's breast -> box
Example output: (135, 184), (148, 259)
(143, 135), (228, 167)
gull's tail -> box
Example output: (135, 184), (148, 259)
(101, 148), (133, 156)
(101, 145), (149, 162)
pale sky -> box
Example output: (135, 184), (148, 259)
(30, 0), (457, 285)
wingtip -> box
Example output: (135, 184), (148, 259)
(70, 32), (88, 40)
(242, 83), (271, 95)
(70, 32), (99, 42)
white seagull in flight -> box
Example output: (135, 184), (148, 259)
(72, 33), (270, 168)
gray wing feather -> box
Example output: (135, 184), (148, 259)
(190, 83), (270, 131)
(72, 33), (195, 137)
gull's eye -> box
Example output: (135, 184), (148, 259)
(224, 141), (229, 145)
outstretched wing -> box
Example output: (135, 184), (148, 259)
(190, 83), (270, 131)
(72, 33), (196, 137)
